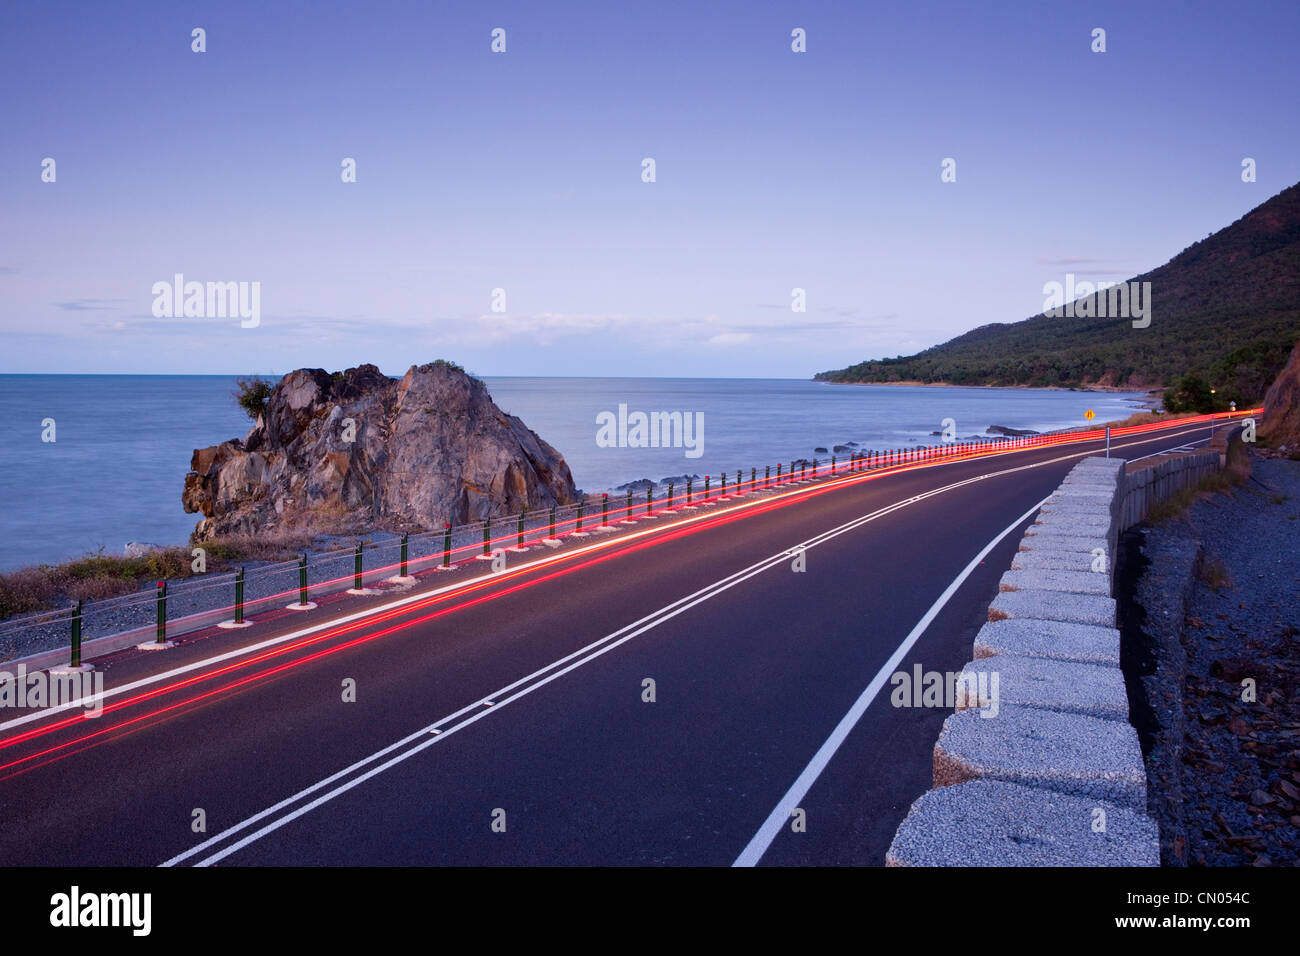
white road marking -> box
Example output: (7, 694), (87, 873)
(163, 492), (935, 866)
(729, 421), (1233, 866)
(731, 497), (1048, 867)
(0, 453), (914, 731)
(1125, 423), (1221, 464)
(158, 430), (1202, 867)
(4, 419), (1214, 736)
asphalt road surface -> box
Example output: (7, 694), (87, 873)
(0, 420), (1231, 866)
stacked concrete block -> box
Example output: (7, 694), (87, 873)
(886, 457), (1160, 866)
(952, 657), (1129, 721)
(1008, 548), (1099, 573)
(972, 618), (1120, 666)
(998, 568), (1111, 596)
(932, 705), (1147, 809)
(1028, 457), (1125, 575)
(987, 589), (1116, 627)
(886, 780), (1159, 866)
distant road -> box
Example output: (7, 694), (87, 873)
(0, 419), (1232, 866)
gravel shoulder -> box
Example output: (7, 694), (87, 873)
(1122, 450), (1300, 866)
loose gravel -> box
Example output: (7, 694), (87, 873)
(1124, 451), (1300, 866)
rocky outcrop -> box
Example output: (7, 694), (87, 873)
(183, 362), (579, 541)
(1260, 338), (1300, 448)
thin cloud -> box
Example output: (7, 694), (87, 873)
(706, 332), (753, 346)
(55, 298), (125, 311)
(1036, 256), (1133, 276)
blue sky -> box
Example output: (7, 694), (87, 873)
(2, 0), (1297, 377)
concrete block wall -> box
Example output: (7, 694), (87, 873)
(1118, 449), (1220, 530)
(886, 457), (1161, 866)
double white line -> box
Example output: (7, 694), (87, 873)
(164, 426), (1203, 866)
(162, 466), (1007, 866)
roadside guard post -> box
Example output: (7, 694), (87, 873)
(70, 599), (83, 668)
(155, 581), (167, 645)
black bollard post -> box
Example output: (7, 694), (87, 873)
(70, 599), (83, 667)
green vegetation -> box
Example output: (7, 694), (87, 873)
(430, 358), (487, 384)
(1146, 487), (1199, 524)
(816, 182), (1300, 406)
(0, 547), (192, 620)
(1106, 410), (1172, 428)
(195, 532), (318, 562)
(234, 375), (273, 420)
(1163, 373), (1222, 413)
(1145, 436), (1252, 525)
(0, 532), (319, 621)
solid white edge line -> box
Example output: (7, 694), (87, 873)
(1125, 421), (1221, 465)
(0, 458), (874, 732)
(190, 544), (814, 867)
(165, 491), (931, 866)
(1, 418), (1214, 732)
(165, 426), (1207, 866)
(167, 446), (1092, 867)
(730, 494), (1051, 867)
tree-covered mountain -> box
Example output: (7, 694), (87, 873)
(816, 182), (1300, 407)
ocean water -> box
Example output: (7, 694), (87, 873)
(0, 375), (1149, 572)
(486, 377), (1149, 493)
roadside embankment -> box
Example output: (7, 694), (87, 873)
(1122, 443), (1299, 865)
(888, 454), (1186, 865)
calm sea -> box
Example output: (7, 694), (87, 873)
(0, 375), (1149, 571)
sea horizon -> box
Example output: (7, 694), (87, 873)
(0, 373), (1151, 573)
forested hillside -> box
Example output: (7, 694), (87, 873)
(816, 182), (1300, 408)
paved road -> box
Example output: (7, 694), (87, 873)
(0, 421), (1229, 866)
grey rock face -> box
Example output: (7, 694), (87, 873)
(183, 362), (579, 540)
